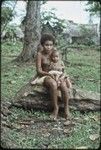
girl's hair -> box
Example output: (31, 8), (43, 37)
(40, 33), (55, 45)
(37, 44), (43, 52)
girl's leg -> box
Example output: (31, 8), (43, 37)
(44, 77), (58, 120)
(59, 81), (70, 120)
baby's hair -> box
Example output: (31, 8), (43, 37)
(51, 50), (63, 60)
(40, 33), (55, 46)
(51, 50), (59, 57)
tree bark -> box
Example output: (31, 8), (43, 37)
(14, 1), (41, 62)
(10, 78), (100, 112)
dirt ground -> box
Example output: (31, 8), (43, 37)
(1, 103), (82, 149)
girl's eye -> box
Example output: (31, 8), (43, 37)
(45, 44), (53, 46)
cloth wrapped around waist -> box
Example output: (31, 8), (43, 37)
(31, 70), (63, 85)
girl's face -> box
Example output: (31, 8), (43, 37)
(43, 40), (53, 54)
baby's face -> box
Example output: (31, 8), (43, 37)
(52, 52), (59, 63)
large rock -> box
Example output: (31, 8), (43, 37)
(10, 78), (100, 112)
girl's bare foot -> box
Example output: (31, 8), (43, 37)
(50, 109), (58, 121)
(50, 114), (57, 121)
(64, 111), (71, 120)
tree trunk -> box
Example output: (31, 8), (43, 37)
(15, 1), (41, 62)
(9, 78), (100, 112)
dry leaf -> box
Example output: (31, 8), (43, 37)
(23, 92), (29, 97)
(42, 133), (50, 137)
(89, 134), (99, 141)
(84, 116), (89, 121)
(75, 146), (88, 149)
(19, 75), (23, 79)
(64, 120), (71, 126)
(14, 65), (17, 67)
(64, 129), (72, 134)
(64, 129), (69, 133)
(52, 127), (63, 131)
(90, 115), (100, 122)
(10, 80), (16, 84)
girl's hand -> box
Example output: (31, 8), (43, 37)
(57, 80), (61, 87)
(49, 74), (55, 79)
(46, 73), (55, 79)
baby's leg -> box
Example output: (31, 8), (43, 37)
(66, 78), (72, 88)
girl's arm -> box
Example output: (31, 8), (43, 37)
(61, 61), (65, 73)
(36, 52), (53, 77)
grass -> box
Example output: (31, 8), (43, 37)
(65, 49), (100, 92)
(1, 41), (100, 149)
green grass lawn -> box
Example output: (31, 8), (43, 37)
(1, 41), (100, 149)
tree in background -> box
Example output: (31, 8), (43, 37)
(85, 1), (100, 45)
(1, 0), (17, 33)
(85, 1), (101, 16)
(79, 24), (97, 45)
(21, 8), (66, 36)
(15, 0), (41, 62)
(41, 9), (66, 35)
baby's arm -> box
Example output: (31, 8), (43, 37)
(66, 77), (72, 88)
(49, 71), (61, 86)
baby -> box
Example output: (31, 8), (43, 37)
(49, 50), (72, 88)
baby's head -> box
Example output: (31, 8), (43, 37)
(51, 50), (60, 63)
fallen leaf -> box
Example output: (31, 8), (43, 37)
(42, 133), (50, 137)
(13, 124), (23, 129)
(14, 65), (17, 67)
(48, 144), (58, 148)
(84, 116), (89, 121)
(64, 129), (72, 134)
(90, 115), (100, 122)
(9, 80), (16, 84)
(75, 146), (88, 149)
(89, 134), (99, 141)
(23, 92), (29, 97)
(52, 127), (63, 131)
(64, 120), (71, 126)
(64, 129), (69, 133)
(19, 75), (23, 79)
(87, 78), (95, 81)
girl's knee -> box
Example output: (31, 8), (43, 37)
(50, 80), (57, 90)
(44, 77), (57, 89)
(60, 82), (68, 92)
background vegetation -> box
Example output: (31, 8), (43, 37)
(1, 41), (100, 149)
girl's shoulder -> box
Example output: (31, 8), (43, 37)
(37, 51), (43, 59)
